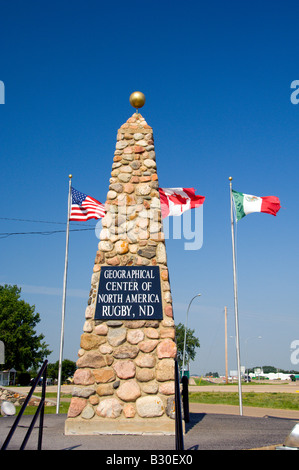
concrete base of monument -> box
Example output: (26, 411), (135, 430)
(64, 416), (177, 436)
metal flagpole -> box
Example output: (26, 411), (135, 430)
(224, 306), (228, 384)
(229, 176), (243, 416)
(56, 174), (72, 414)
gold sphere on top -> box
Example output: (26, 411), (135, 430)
(129, 91), (146, 110)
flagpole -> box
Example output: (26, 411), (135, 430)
(56, 174), (72, 414)
(229, 176), (243, 416)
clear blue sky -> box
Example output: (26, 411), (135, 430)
(1, 0), (299, 375)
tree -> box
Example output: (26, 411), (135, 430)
(205, 371), (219, 378)
(175, 322), (200, 370)
(0, 284), (51, 371)
(47, 360), (77, 383)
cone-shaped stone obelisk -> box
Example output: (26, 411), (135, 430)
(65, 100), (177, 435)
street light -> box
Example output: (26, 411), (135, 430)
(182, 294), (201, 378)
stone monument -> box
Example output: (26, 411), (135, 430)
(65, 93), (177, 435)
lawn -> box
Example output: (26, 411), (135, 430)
(14, 401), (70, 415)
(189, 391), (299, 410)
(0, 392), (71, 417)
(3, 390), (299, 417)
(17, 392), (299, 414)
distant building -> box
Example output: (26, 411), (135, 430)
(250, 372), (292, 381)
(0, 369), (16, 386)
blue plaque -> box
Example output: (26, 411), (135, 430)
(95, 266), (163, 320)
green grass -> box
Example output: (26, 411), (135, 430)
(13, 401), (70, 416)
(0, 392), (71, 417)
(34, 392), (72, 398)
(189, 392), (299, 410)
(3, 389), (299, 417)
(192, 378), (273, 386)
(14, 392), (71, 416)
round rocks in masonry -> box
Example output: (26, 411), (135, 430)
(66, 112), (175, 436)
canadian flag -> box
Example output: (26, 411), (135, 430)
(159, 188), (205, 219)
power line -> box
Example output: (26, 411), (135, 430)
(0, 216), (99, 238)
(0, 217), (95, 227)
(0, 217), (65, 224)
(0, 228), (95, 239)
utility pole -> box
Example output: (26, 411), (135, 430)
(225, 306), (228, 384)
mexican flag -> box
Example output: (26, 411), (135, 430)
(232, 190), (281, 221)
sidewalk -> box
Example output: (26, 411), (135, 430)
(189, 402), (299, 420)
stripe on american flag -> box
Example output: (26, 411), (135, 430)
(70, 188), (105, 221)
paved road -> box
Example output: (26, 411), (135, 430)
(0, 409), (297, 451)
(0, 401), (298, 451)
(1, 383), (298, 451)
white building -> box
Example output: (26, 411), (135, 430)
(0, 369), (16, 386)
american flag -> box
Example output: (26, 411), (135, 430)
(70, 187), (105, 221)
